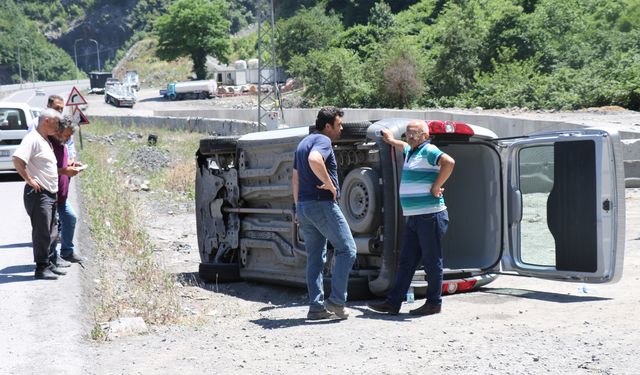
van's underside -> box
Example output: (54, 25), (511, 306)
(196, 126), (504, 297)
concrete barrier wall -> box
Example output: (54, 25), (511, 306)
(90, 109), (640, 183)
(89, 115), (261, 136)
(154, 108), (640, 139)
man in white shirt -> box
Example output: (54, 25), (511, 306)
(12, 108), (65, 280)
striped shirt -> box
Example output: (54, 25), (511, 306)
(399, 141), (446, 216)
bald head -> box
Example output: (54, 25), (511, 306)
(407, 120), (429, 136)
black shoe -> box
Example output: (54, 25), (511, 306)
(61, 253), (86, 263)
(409, 303), (441, 316)
(306, 309), (336, 320)
(49, 264), (67, 276)
(51, 256), (71, 268)
(35, 267), (58, 280)
(367, 301), (400, 315)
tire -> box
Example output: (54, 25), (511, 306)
(339, 167), (381, 234)
(104, 95), (108, 103)
(199, 136), (239, 156)
(169, 93), (177, 101)
(199, 262), (241, 283)
(199, 92), (207, 100)
(308, 121), (371, 139)
(341, 121), (371, 139)
(195, 161), (215, 260)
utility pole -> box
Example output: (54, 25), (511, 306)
(17, 46), (23, 88)
(257, 0), (284, 130)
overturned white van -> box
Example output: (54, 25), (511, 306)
(195, 119), (625, 299)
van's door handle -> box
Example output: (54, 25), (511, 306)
(508, 188), (522, 225)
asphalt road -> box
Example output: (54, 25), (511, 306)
(0, 174), (85, 374)
(1, 83), (87, 373)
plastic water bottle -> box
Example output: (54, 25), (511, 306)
(406, 287), (415, 303)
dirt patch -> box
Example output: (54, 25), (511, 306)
(82, 152), (640, 375)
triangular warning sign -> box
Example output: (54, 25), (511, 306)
(66, 86), (88, 106)
(72, 106), (90, 125)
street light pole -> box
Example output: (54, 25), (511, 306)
(17, 45), (23, 88)
(74, 38), (82, 82)
(89, 39), (100, 71)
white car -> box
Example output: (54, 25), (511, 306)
(35, 88), (46, 96)
(0, 102), (37, 173)
(195, 119), (626, 299)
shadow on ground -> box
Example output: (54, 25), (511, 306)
(0, 264), (35, 284)
(477, 287), (610, 302)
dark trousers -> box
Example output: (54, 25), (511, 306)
(386, 210), (449, 308)
(23, 185), (58, 266)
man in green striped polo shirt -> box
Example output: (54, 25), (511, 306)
(369, 120), (455, 316)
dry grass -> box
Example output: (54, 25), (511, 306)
(113, 37), (195, 89)
(78, 121), (202, 339)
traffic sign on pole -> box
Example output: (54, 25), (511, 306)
(66, 86), (88, 106)
(72, 106), (90, 125)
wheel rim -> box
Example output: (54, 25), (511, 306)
(347, 182), (369, 220)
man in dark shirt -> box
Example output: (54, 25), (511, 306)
(48, 116), (84, 266)
(293, 107), (357, 320)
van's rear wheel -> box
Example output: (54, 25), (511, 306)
(340, 167), (381, 234)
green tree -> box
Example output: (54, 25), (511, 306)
(365, 36), (425, 108)
(425, 3), (482, 98)
(154, 0), (231, 79)
(289, 47), (371, 107)
(276, 5), (343, 70)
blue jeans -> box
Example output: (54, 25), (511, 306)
(386, 210), (449, 309)
(297, 200), (357, 311)
(49, 200), (77, 259)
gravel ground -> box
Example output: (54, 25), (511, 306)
(79, 172), (640, 374)
(67, 91), (640, 373)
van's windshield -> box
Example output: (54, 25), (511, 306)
(0, 108), (27, 131)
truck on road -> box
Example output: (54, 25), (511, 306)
(160, 80), (216, 101)
(89, 71), (113, 94)
(105, 82), (136, 107)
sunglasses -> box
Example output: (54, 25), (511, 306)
(405, 131), (425, 138)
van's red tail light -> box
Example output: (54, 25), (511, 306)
(428, 120), (475, 136)
(442, 279), (478, 294)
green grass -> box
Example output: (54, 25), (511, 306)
(77, 120), (201, 337)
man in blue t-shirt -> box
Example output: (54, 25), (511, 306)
(369, 120), (455, 316)
(293, 106), (357, 320)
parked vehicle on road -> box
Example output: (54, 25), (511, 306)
(89, 71), (113, 94)
(161, 80), (216, 101)
(0, 102), (36, 173)
(195, 119), (626, 299)
(105, 82), (136, 108)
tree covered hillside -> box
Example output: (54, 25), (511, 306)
(2, 0), (639, 111)
(0, 0), (77, 83)
(269, 0), (640, 110)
